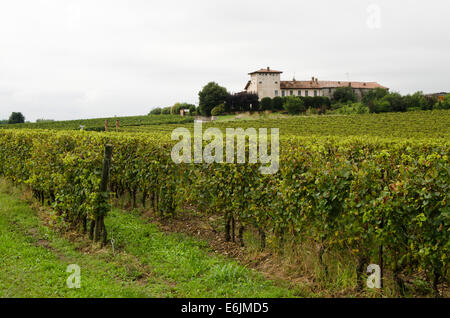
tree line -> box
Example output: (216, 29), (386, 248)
(149, 82), (450, 117)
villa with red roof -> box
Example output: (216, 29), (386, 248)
(244, 67), (388, 100)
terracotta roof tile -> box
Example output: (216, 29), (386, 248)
(280, 80), (387, 90)
(249, 67), (283, 75)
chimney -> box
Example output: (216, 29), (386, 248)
(312, 76), (314, 81)
(315, 78), (319, 84)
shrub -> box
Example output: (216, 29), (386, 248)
(283, 96), (305, 115)
(371, 98), (391, 113)
(272, 96), (284, 111)
(260, 97), (273, 111)
(211, 104), (225, 116)
(334, 103), (369, 114)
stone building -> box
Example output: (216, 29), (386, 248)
(244, 67), (388, 100)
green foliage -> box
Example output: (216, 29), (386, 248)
(434, 94), (450, 110)
(403, 91), (431, 111)
(302, 96), (331, 109)
(333, 87), (357, 104)
(272, 96), (284, 112)
(198, 82), (229, 116)
(283, 96), (305, 114)
(149, 107), (162, 115)
(8, 112), (25, 124)
(384, 92), (407, 112)
(333, 103), (369, 115)
(211, 104), (225, 116)
(362, 88), (389, 105)
(225, 92), (259, 112)
(0, 110), (449, 295)
(188, 104), (197, 116)
(371, 98), (391, 113)
(170, 102), (196, 115)
(366, 91), (438, 114)
(35, 119), (55, 123)
(260, 97), (273, 111)
(161, 107), (171, 115)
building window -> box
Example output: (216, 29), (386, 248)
(290, 90), (293, 96)
(275, 90), (278, 96)
(305, 90), (309, 97)
(282, 91), (285, 97)
(275, 81), (278, 84)
(298, 90), (301, 96)
(314, 90), (318, 97)
(329, 88), (332, 93)
(259, 81), (262, 84)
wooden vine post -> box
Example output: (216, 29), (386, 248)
(93, 144), (113, 244)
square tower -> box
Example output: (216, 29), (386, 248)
(245, 67), (282, 100)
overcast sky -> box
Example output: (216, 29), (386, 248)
(1, 0), (449, 121)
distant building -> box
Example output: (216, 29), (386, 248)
(425, 92), (447, 101)
(244, 67), (388, 101)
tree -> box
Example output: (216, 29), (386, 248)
(423, 95), (438, 110)
(188, 104), (197, 116)
(149, 107), (162, 115)
(170, 103), (183, 115)
(198, 82), (229, 116)
(362, 88), (389, 105)
(403, 91), (430, 111)
(384, 92), (406, 112)
(283, 96), (305, 115)
(332, 87), (357, 104)
(225, 92), (258, 112)
(260, 97), (273, 111)
(8, 112), (25, 124)
(161, 107), (171, 114)
(272, 96), (284, 112)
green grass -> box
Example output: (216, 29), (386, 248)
(0, 190), (304, 298)
(106, 209), (307, 297)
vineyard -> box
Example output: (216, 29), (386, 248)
(0, 114), (194, 131)
(0, 110), (449, 296)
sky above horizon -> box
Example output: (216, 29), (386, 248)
(1, 0), (449, 122)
